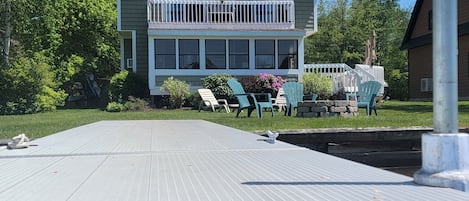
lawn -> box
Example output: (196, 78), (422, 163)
(2, 100), (469, 140)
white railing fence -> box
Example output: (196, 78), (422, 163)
(303, 63), (361, 93)
(148, 0), (295, 29)
(355, 64), (386, 94)
(303, 63), (386, 95)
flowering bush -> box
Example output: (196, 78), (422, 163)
(258, 73), (286, 92)
(240, 73), (286, 94)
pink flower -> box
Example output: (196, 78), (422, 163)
(256, 73), (285, 92)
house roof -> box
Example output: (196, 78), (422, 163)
(400, 0), (424, 50)
(401, 0), (469, 50)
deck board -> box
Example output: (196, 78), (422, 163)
(1, 120), (469, 200)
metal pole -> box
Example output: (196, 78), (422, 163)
(433, 0), (458, 134)
(414, 0), (469, 192)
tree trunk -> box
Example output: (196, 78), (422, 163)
(2, 0), (11, 67)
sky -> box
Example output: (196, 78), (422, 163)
(399, 0), (417, 10)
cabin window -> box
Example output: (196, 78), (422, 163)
(205, 40), (226, 69)
(229, 40), (249, 69)
(179, 39), (199, 69)
(278, 40), (298, 69)
(255, 40), (275, 69)
(155, 39), (176, 69)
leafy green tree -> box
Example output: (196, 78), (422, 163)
(11, 0), (119, 79)
(0, 52), (67, 114)
(305, 0), (348, 64)
(0, 0), (120, 113)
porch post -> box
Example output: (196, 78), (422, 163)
(413, 0), (469, 192)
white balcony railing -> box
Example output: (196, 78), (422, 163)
(148, 0), (295, 30)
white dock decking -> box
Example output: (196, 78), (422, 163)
(1, 120), (469, 200)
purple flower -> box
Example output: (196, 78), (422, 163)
(256, 73), (286, 92)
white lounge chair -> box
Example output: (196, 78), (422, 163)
(272, 88), (287, 112)
(197, 88), (230, 113)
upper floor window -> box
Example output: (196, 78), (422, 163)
(255, 40), (275, 69)
(206, 40), (226, 69)
(179, 39), (199, 69)
(155, 39), (176, 69)
(229, 40), (249, 69)
(278, 40), (297, 69)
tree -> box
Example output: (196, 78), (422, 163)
(305, 0), (349, 64)
(1, 0), (11, 67)
(11, 0), (119, 80)
(305, 0), (410, 100)
(0, 0), (120, 113)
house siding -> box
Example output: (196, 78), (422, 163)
(459, 2), (469, 23)
(408, 35), (469, 100)
(410, 0), (432, 39)
(120, 0), (148, 80)
(405, 0), (469, 100)
(408, 45), (432, 100)
(458, 35), (469, 99)
(295, 0), (315, 30)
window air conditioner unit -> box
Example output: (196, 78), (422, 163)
(126, 58), (133, 69)
(420, 78), (433, 92)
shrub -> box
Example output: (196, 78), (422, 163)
(160, 77), (190, 109)
(240, 73), (286, 94)
(387, 69), (408, 100)
(239, 76), (260, 92)
(258, 73), (286, 92)
(124, 96), (149, 111)
(108, 70), (148, 103)
(0, 53), (67, 114)
(37, 86), (68, 112)
(106, 102), (124, 112)
(201, 74), (233, 98)
(186, 92), (201, 109)
(301, 73), (333, 99)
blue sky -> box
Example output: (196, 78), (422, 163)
(399, 0), (417, 10)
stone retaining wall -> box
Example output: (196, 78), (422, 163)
(297, 100), (358, 117)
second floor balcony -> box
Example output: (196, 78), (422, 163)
(148, 0), (295, 30)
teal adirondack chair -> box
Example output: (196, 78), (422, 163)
(227, 79), (274, 118)
(282, 82), (305, 116)
(347, 80), (382, 115)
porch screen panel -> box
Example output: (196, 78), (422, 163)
(278, 40), (298, 69)
(155, 39), (176, 69)
(179, 39), (200, 69)
(255, 40), (274, 69)
(229, 40), (249, 69)
(206, 40), (226, 69)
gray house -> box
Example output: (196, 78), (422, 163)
(117, 0), (318, 100)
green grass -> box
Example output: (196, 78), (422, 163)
(2, 100), (469, 140)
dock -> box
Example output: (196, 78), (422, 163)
(1, 120), (469, 200)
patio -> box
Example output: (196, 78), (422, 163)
(0, 120), (468, 200)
